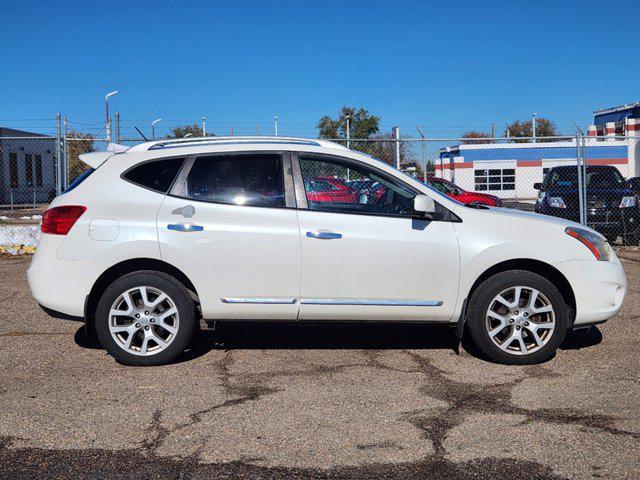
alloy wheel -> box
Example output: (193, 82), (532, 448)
(485, 286), (555, 355)
(108, 286), (180, 356)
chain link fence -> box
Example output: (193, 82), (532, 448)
(1, 129), (638, 252)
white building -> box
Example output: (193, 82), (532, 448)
(436, 105), (640, 201)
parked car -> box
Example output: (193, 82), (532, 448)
(534, 165), (640, 244)
(304, 177), (360, 204)
(426, 177), (503, 207)
(29, 137), (626, 366)
(624, 176), (640, 198)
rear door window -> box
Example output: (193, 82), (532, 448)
(123, 157), (185, 193)
(182, 154), (285, 208)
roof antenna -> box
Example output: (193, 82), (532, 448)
(135, 126), (149, 141)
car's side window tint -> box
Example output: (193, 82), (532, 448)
(124, 157), (185, 193)
(184, 154), (285, 208)
(298, 156), (416, 216)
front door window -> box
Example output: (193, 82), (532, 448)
(298, 156), (416, 217)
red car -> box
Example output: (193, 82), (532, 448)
(305, 177), (360, 203)
(426, 177), (502, 207)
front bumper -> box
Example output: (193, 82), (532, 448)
(555, 255), (627, 325)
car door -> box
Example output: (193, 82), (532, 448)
(157, 151), (301, 320)
(292, 153), (460, 321)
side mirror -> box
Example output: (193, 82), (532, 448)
(533, 182), (543, 190)
(414, 195), (436, 216)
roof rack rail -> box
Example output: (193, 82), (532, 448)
(126, 136), (349, 152)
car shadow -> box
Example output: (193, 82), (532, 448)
(560, 326), (603, 350)
(172, 322), (461, 364)
(73, 322), (604, 365)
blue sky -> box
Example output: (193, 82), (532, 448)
(1, 0), (638, 138)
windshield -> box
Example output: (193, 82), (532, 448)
(428, 179), (458, 194)
(548, 168), (625, 188)
(415, 177), (464, 205)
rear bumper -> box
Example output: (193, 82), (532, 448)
(27, 235), (98, 318)
(555, 256), (627, 325)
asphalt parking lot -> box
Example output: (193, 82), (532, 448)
(1, 253), (639, 479)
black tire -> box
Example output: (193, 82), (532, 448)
(465, 270), (568, 365)
(95, 271), (196, 366)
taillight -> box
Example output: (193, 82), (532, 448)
(41, 206), (87, 235)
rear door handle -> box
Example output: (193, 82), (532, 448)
(167, 223), (204, 232)
(306, 229), (342, 240)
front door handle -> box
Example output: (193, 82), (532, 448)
(167, 223), (204, 232)
(306, 229), (342, 240)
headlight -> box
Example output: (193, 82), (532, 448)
(548, 196), (566, 209)
(620, 196), (636, 208)
(565, 226), (612, 261)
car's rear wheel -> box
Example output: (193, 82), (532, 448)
(95, 271), (196, 366)
(465, 270), (568, 364)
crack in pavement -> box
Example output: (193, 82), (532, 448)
(399, 349), (640, 460)
(140, 350), (279, 461)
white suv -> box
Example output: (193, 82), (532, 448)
(28, 137), (627, 366)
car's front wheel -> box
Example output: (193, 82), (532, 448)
(465, 270), (568, 364)
(95, 271), (196, 366)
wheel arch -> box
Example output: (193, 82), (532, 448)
(466, 258), (577, 327)
(84, 258), (199, 334)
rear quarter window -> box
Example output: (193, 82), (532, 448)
(123, 157), (185, 193)
(64, 167), (95, 193)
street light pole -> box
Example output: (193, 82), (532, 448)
(105, 90), (118, 144)
(346, 115), (351, 149)
(152, 118), (162, 140)
(416, 126), (427, 178)
(532, 112), (537, 143)
(393, 126), (401, 170)
(274, 115), (279, 136)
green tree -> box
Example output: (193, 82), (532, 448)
(317, 107), (417, 170)
(461, 131), (492, 144)
(317, 106), (380, 140)
(504, 117), (558, 142)
(166, 123), (214, 139)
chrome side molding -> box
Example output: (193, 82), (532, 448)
(221, 297), (297, 304)
(300, 299), (443, 306)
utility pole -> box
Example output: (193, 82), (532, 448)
(416, 126), (427, 179)
(202, 116), (206, 137)
(256, 124), (261, 135)
(105, 90), (118, 144)
(55, 113), (61, 196)
(346, 115), (351, 149)
(491, 123), (495, 143)
(274, 115), (279, 136)
(532, 112), (537, 143)
(63, 117), (68, 190)
(115, 111), (120, 144)
(393, 126), (401, 170)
